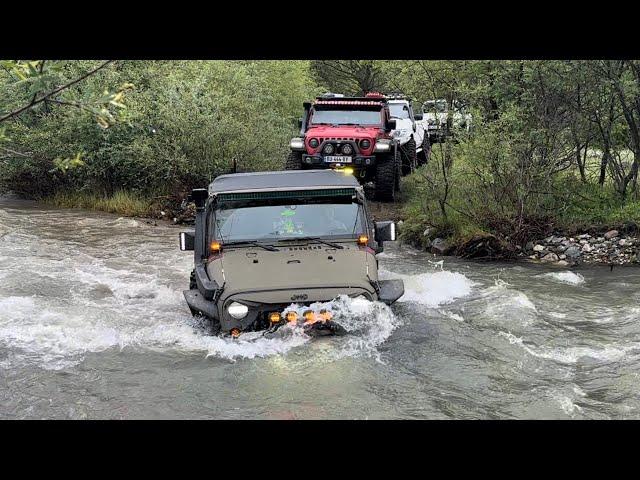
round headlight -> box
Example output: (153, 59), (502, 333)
(342, 144), (353, 155)
(323, 143), (335, 155)
(228, 302), (249, 319)
(309, 138), (319, 148)
(360, 139), (371, 149)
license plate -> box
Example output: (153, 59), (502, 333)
(324, 156), (352, 163)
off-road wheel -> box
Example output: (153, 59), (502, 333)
(374, 149), (400, 202)
(285, 150), (303, 170)
(417, 136), (431, 166)
(400, 138), (417, 176)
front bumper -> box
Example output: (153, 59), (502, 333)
(184, 280), (404, 334)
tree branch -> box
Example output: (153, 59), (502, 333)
(0, 60), (113, 123)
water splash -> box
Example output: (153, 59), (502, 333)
(542, 271), (585, 286)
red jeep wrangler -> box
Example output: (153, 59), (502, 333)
(285, 93), (400, 201)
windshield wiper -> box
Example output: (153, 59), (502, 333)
(223, 241), (279, 251)
(277, 236), (344, 249)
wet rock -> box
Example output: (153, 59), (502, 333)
(565, 246), (582, 260)
(557, 260), (569, 266)
(581, 243), (592, 253)
(578, 234), (591, 240)
(559, 254), (567, 260)
(555, 245), (567, 253)
(541, 252), (559, 263)
(430, 238), (449, 255)
(604, 230), (619, 240)
(525, 241), (534, 252)
(533, 244), (545, 252)
(618, 239), (627, 247)
(579, 239), (588, 245)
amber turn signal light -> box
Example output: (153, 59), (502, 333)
(357, 235), (368, 246)
(210, 241), (222, 253)
(230, 328), (241, 338)
(268, 312), (281, 324)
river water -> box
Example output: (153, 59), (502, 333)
(1, 196), (640, 419)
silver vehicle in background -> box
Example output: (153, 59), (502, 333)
(422, 99), (472, 143)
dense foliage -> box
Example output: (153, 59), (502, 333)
(0, 60), (318, 200)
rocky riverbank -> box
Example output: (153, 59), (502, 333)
(522, 229), (640, 266)
(406, 221), (640, 266)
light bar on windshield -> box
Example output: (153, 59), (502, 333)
(216, 188), (356, 203)
(314, 100), (383, 106)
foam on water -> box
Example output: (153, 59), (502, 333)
(380, 268), (475, 307)
(498, 331), (640, 365)
(542, 271), (585, 285)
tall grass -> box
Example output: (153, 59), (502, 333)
(47, 190), (153, 217)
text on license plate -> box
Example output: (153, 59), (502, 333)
(324, 156), (352, 163)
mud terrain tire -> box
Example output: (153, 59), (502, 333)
(375, 149), (400, 202)
(285, 151), (303, 170)
(417, 136), (431, 166)
(400, 138), (417, 176)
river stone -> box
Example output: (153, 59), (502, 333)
(565, 246), (582, 260)
(541, 252), (559, 263)
(579, 239), (588, 245)
(582, 243), (593, 253)
(559, 254), (567, 260)
(533, 244), (545, 252)
(604, 230), (619, 240)
(557, 260), (569, 266)
(555, 245), (567, 253)
(525, 241), (534, 251)
(619, 239), (627, 247)
(430, 238), (449, 255)
(578, 234), (591, 240)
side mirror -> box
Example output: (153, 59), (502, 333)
(386, 119), (397, 131)
(189, 188), (208, 210)
(414, 113), (423, 120)
(375, 221), (396, 242)
(179, 231), (195, 251)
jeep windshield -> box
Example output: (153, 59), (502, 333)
(310, 109), (382, 126)
(212, 200), (364, 244)
(389, 103), (410, 119)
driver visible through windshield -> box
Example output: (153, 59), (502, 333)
(213, 201), (364, 244)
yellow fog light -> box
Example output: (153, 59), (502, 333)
(342, 167), (354, 175)
(319, 309), (333, 321)
(268, 312), (281, 324)
(303, 310), (316, 324)
(285, 311), (298, 323)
